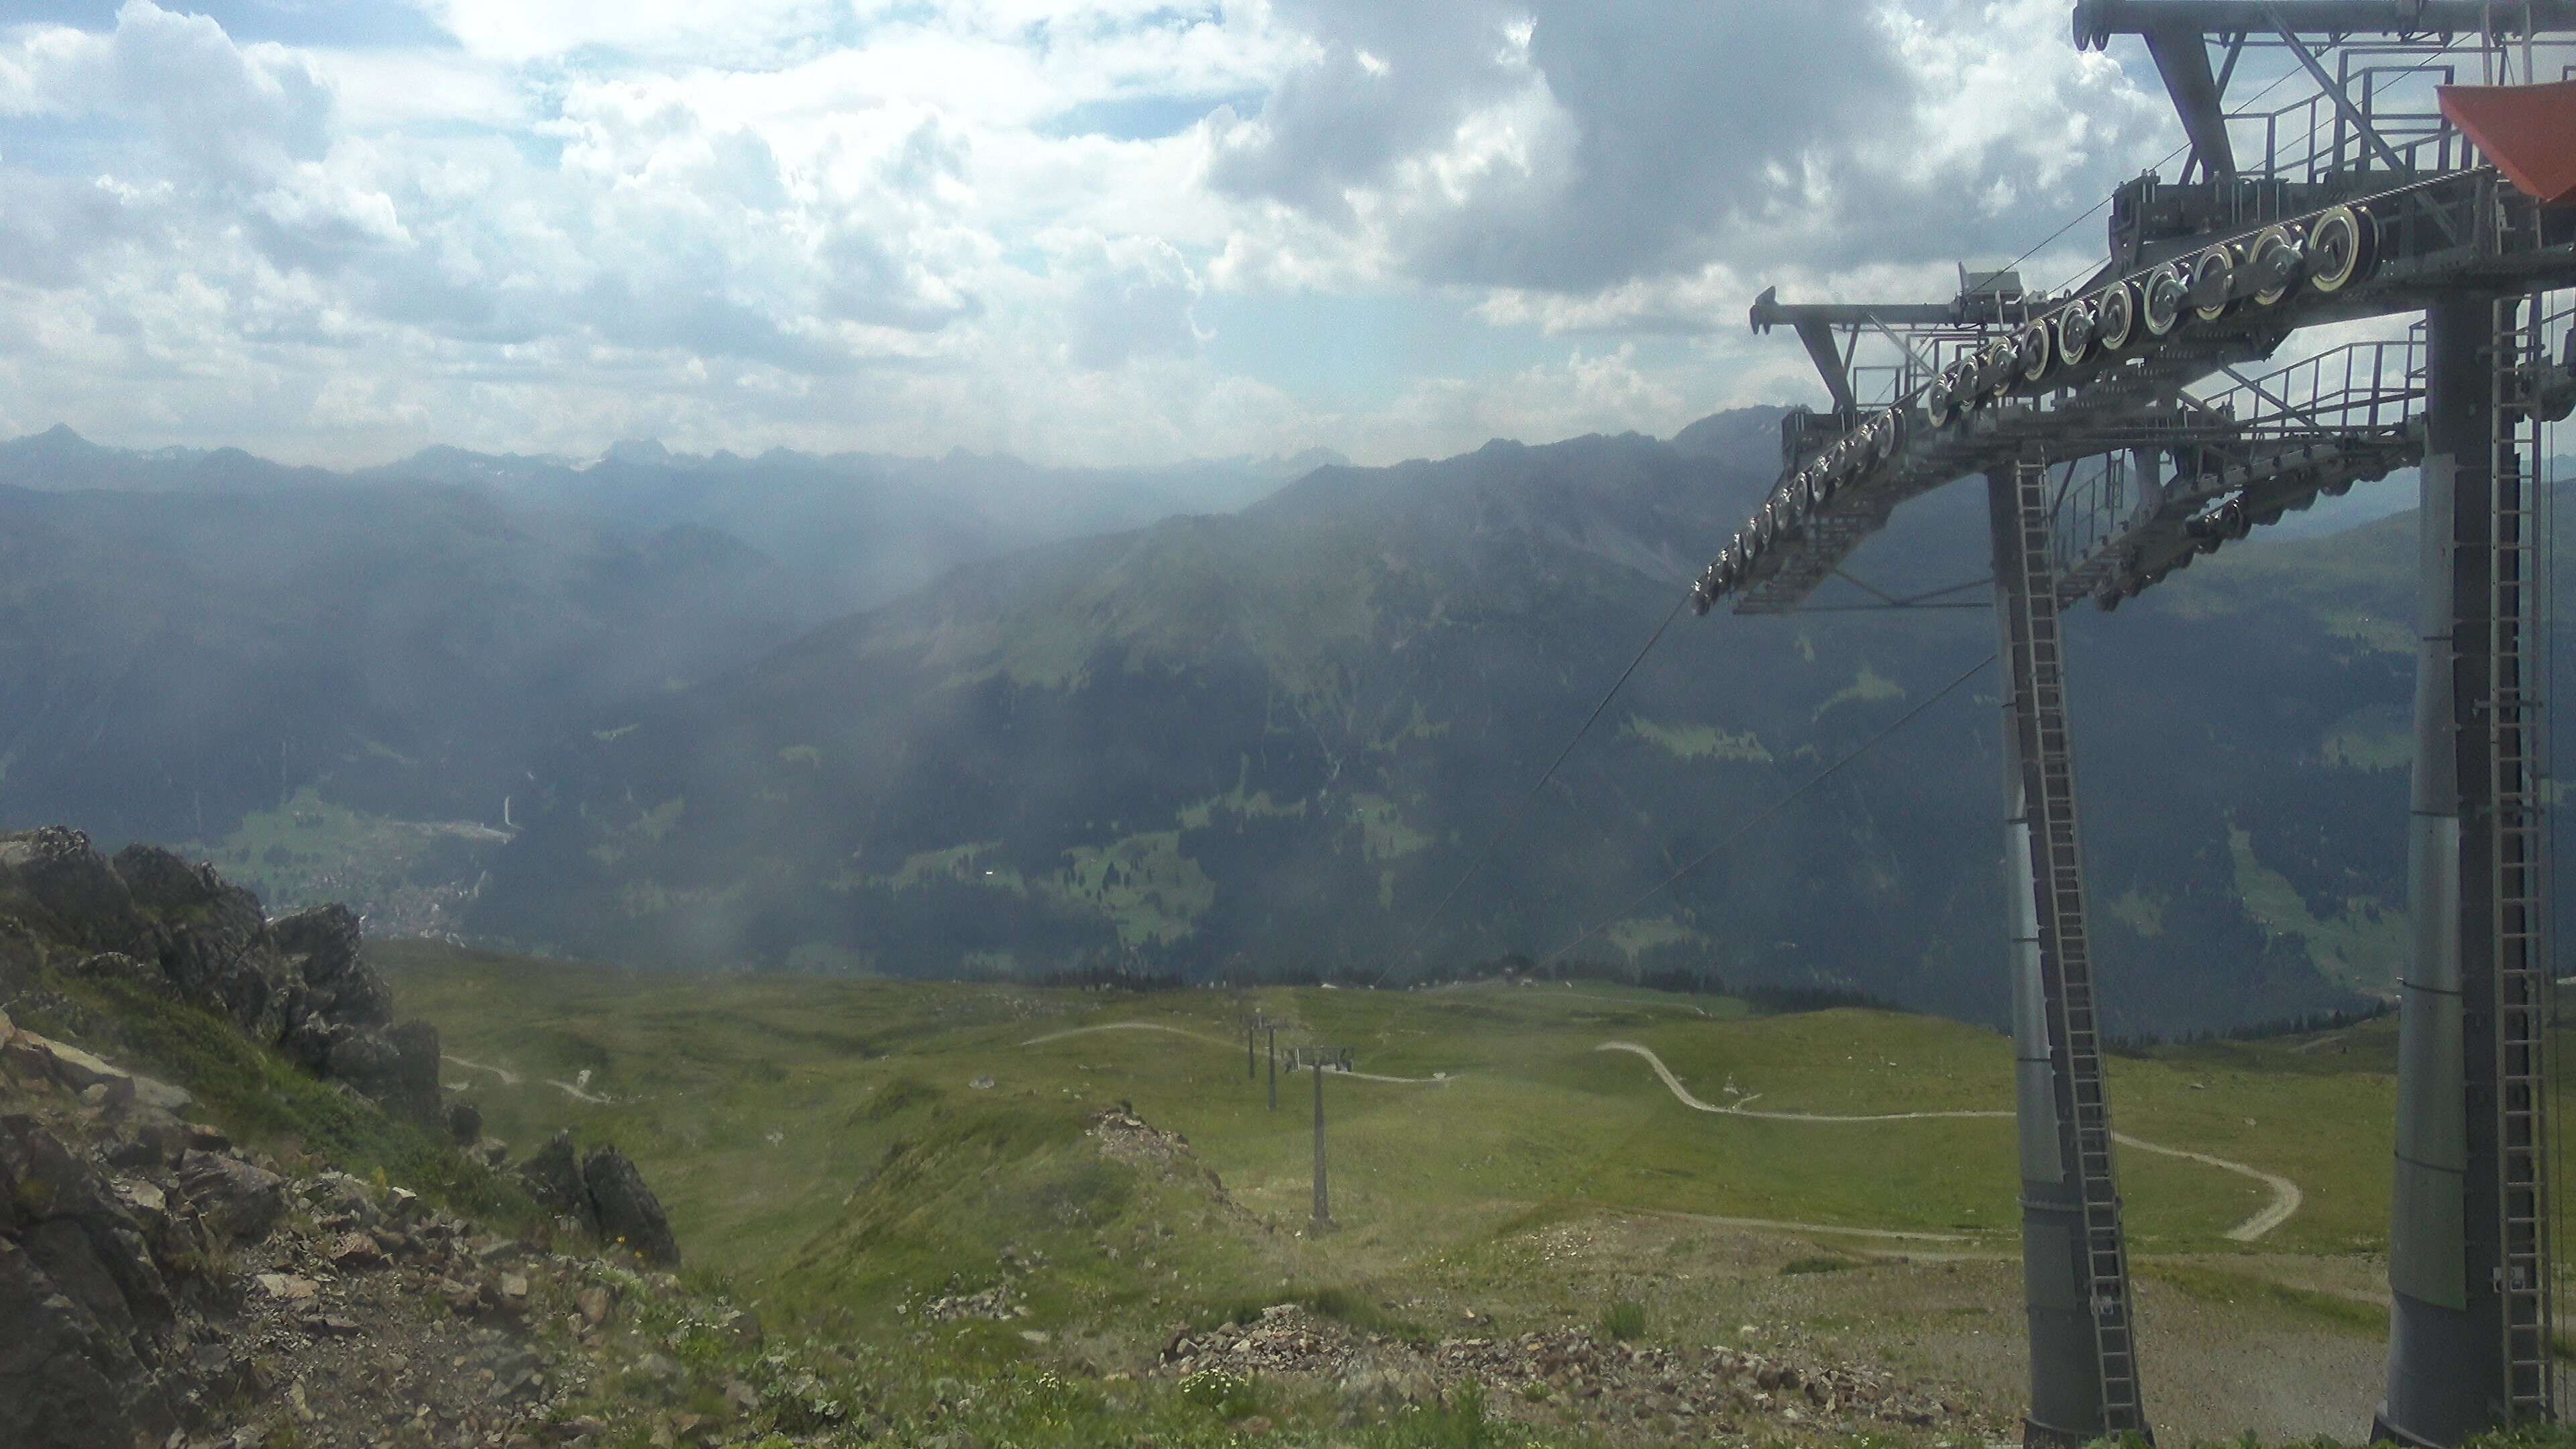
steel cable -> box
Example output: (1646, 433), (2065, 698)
(1367, 590), (1693, 987)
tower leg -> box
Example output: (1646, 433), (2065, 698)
(2379, 293), (2555, 1445)
(1990, 467), (2149, 1447)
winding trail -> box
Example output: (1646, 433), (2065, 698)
(1596, 1041), (2004, 1122)
(1594, 1041), (2303, 1244)
(1012, 1022), (2300, 1243)
(441, 1053), (522, 1086)
(443, 1053), (616, 1104)
(1020, 1022), (1458, 1083)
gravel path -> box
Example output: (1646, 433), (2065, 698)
(1595, 1040), (2303, 1242)
(1016, 1023), (2300, 1240)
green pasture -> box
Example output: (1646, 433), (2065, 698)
(383, 948), (2442, 1339)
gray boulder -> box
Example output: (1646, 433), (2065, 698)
(0, 1112), (112, 1232)
(323, 1027), (397, 1080)
(283, 1017), (440, 1126)
(517, 1131), (597, 1231)
(446, 1099), (483, 1147)
(0, 1237), (172, 1449)
(0, 1115), (174, 1352)
(582, 1144), (680, 1267)
(174, 1152), (285, 1245)
(272, 904), (393, 1029)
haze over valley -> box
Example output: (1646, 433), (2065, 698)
(0, 413), (2526, 1034)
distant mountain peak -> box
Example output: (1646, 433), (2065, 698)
(1254, 445), (1351, 479)
(1670, 405), (1792, 460)
(603, 439), (675, 467)
(5, 423), (106, 459)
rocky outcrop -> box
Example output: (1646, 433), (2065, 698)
(174, 1150), (286, 1244)
(0, 1236), (152, 1449)
(273, 904), (392, 1029)
(115, 844), (290, 1042)
(515, 1131), (681, 1267)
(517, 1130), (596, 1228)
(583, 1145), (682, 1268)
(0, 828), (436, 1127)
(0, 826), (146, 953)
(0, 1109), (184, 1448)
(0, 832), (708, 1448)
(0, 1014), (668, 1449)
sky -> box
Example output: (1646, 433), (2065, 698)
(0, 1), (2202, 468)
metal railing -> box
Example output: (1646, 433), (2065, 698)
(2189, 329), (2426, 437)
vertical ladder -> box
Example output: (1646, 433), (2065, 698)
(2009, 458), (2149, 1436)
(2489, 292), (2557, 1422)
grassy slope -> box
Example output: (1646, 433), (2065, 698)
(387, 945), (2437, 1339)
(14, 971), (539, 1230)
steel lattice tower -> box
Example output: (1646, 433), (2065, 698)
(1696, 5), (2576, 1441)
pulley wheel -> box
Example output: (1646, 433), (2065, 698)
(2190, 244), (2238, 323)
(2141, 263), (2188, 338)
(2249, 225), (2304, 307)
(1978, 338), (2018, 398)
(2094, 280), (2137, 353)
(2305, 205), (2377, 294)
(2055, 299), (2096, 369)
(1866, 411), (1898, 464)
(2017, 320), (2054, 384)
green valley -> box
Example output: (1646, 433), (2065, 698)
(390, 943), (2439, 1444)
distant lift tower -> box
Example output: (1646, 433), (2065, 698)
(1701, 3), (2576, 1443)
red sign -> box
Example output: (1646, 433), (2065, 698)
(2440, 80), (2576, 207)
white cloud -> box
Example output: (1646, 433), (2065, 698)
(0, 0), (2210, 468)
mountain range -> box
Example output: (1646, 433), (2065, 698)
(466, 411), (2514, 1036)
(0, 426), (1334, 928)
(1, 415), (2546, 1034)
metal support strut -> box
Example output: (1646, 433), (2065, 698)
(1992, 463), (2149, 1447)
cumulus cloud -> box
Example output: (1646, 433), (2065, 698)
(1210, 0), (2172, 303)
(0, 1), (2203, 466)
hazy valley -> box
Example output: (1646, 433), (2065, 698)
(2, 416), (2548, 1034)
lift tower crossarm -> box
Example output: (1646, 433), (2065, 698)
(1750, 288), (1987, 416)
(2074, 0), (2576, 45)
(1749, 293), (1976, 329)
